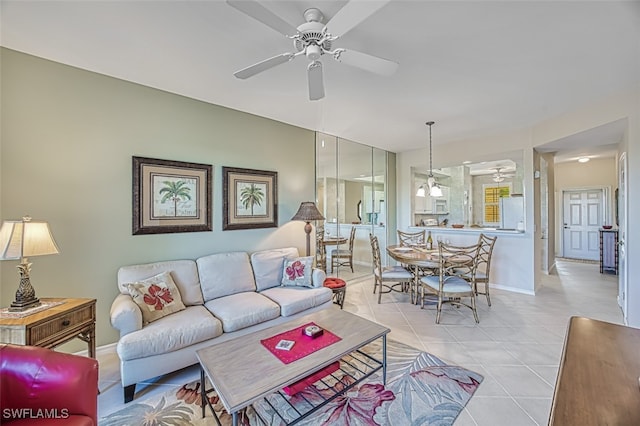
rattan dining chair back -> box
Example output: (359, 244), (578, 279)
(397, 229), (426, 246)
(370, 233), (413, 304)
(315, 224), (326, 271)
(474, 233), (497, 306)
(331, 226), (356, 273)
(419, 242), (481, 324)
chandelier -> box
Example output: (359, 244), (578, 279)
(415, 121), (442, 197)
(426, 121), (442, 197)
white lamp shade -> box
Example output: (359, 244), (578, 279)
(416, 186), (426, 197)
(0, 219), (60, 260)
(430, 185), (443, 197)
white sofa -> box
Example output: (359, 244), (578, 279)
(110, 247), (333, 403)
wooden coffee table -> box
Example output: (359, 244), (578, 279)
(196, 308), (390, 426)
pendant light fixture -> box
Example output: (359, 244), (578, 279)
(426, 121), (443, 197)
(415, 121), (442, 197)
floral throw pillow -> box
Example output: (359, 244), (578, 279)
(281, 256), (314, 288)
(126, 271), (186, 324)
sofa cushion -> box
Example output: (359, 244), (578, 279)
(117, 306), (222, 361)
(126, 271), (186, 324)
(260, 286), (333, 317)
(250, 247), (299, 291)
(281, 256), (314, 288)
(197, 252), (256, 301)
(204, 292), (280, 332)
(118, 260), (203, 306)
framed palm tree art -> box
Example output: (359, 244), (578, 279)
(132, 156), (212, 235)
(223, 166), (278, 230)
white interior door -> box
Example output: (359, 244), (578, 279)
(562, 189), (603, 260)
(618, 153), (627, 321)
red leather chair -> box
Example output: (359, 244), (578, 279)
(0, 344), (98, 425)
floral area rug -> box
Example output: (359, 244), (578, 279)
(100, 339), (482, 426)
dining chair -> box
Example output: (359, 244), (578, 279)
(397, 229), (426, 246)
(370, 233), (413, 304)
(331, 226), (356, 273)
(419, 242), (480, 323)
(474, 233), (497, 306)
(315, 224), (326, 271)
(397, 228), (434, 283)
(452, 233), (497, 306)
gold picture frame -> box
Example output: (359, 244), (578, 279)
(133, 156), (212, 235)
(223, 166), (278, 230)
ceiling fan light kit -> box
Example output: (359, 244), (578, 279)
(227, 0), (398, 100)
(491, 166), (515, 183)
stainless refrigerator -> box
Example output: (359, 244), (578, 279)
(500, 196), (524, 230)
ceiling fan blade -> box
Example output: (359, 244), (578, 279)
(325, 0), (391, 38)
(334, 49), (398, 76)
(234, 53), (295, 79)
(308, 61), (325, 101)
(227, 0), (298, 36)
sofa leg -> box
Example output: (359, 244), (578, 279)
(124, 384), (136, 403)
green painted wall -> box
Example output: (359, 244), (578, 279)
(0, 48), (316, 348)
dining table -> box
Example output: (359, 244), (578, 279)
(322, 235), (348, 247)
(386, 244), (440, 304)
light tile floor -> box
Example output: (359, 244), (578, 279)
(97, 259), (622, 425)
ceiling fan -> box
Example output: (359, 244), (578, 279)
(227, 0), (399, 101)
(492, 167), (515, 183)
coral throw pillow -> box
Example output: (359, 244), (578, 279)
(281, 257), (314, 288)
(126, 271), (186, 324)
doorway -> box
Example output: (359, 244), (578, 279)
(618, 153), (627, 321)
(562, 189), (604, 260)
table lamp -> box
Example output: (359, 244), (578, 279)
(291, 202), (325, 256)
(0, 216), (60, 311)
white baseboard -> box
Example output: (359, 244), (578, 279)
(489, 283), (536, 296)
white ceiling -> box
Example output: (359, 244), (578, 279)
(2, 0), (639, 160)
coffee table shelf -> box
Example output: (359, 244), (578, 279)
(250, 346), (384, 425)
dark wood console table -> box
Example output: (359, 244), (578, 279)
(549, 316), (640, 425)
(599, 229), (618, 274)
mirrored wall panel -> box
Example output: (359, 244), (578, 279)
(316, 132), (392, 280)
